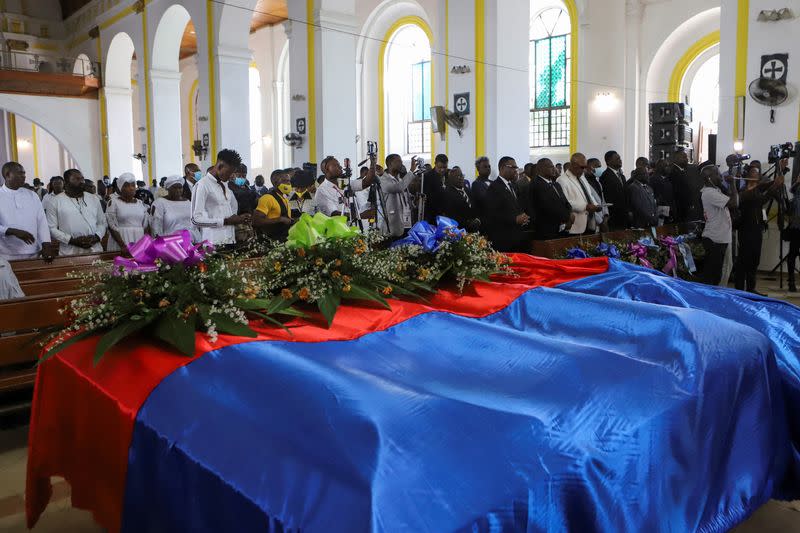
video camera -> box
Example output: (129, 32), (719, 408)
(769, 142), (797, 164)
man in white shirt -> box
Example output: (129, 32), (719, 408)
(47, 169), (107, 256)
(557, 153), (600, 235)
(315, 156), (351, 218)
(700, 165), (738, 286)
(191, 149), (250, 246)
(0, 162), (53, 260)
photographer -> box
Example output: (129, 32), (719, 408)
(735, 164), (785, 294)
(700, 165), (738, 285)
(786, 172), (800, 293)
(314, 156), (375, 224)
(377, 154), (418, 238)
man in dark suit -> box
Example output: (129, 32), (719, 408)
(421, 153), (449, 224)
(530, 158), (573, 240)
(670, 150), (704, 223)
(484, 156), (530, 252)
(600, 150), (628, 230)
(442, 167), (480, 232)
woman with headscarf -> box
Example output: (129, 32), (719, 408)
(106, 172), (149, 252)
(152, 174), (198, 241)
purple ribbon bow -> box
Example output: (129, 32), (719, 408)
(660, 236), (679, 277)
(392, 216), (466, 253)
(629, 243), (654, 269)
(113, 230), (213, 274)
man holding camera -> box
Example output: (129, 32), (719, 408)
(700, 165), (738, 286)
(377, 154), (418, 238)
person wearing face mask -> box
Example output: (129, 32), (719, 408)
(183, 163), (202, 200)
(106, 173), (150, 253)
(253, 169), (293, 242)
(47, 168), (107, 255)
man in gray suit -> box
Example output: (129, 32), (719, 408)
(377, 154), (418, 238)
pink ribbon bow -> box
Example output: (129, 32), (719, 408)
(660, 236), (679, 277)
(113, 230), (213, 274)
(629, 243), (653, 269)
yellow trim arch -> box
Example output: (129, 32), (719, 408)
(188, 78), (200, 164)
(306, 0), (317, 163)
(9, 113), (18, 162)
(378, 15), (435, 163)
(475, 0), (485, 158)
(734, 0), (749, 141)
(667, 30), (720, 103)
(564, 0), (578, 154)
(206, 0), (219, 159)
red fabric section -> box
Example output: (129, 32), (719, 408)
(26, 255), (608, 532)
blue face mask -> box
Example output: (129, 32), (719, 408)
(194, 171), (202, 182)
(234, 177), (247, 187)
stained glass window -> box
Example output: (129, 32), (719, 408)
(530, 6), (571, 148)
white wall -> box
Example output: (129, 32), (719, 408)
(0, 93), (100, 178)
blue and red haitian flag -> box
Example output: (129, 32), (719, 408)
(26, 255), (800, 532)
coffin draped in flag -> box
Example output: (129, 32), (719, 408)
(26, 255), (800, 533)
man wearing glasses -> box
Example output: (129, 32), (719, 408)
(557, 153), (602, 235)
(484, 156), (530, 252)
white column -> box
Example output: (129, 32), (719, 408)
(216, 45), (253, 168)
(446, 0), (478, 172)
(104, 86), (136, 178)
(486, 0), (530, 166)
(272, 80), (286, 168)
(150, 68), (184, 179)
(283, 17), (307, 164)
(623, 0), (642, 166)
(315, 8), (358, 161)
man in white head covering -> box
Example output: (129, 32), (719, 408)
(47, 168), (107, 256)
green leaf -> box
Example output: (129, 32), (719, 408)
(275, 307), (309, 318)
(386, 282), (426, 300)
(343, 283), (390, 310)
(317, 292), (341, 327)
(153, 312), (197, 357)
(246, 311), (293, 334)
(38, 328), (97, 365)
(94, 313), (158, 365)
(407, 280), (437, 293)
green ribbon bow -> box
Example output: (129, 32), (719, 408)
(287, 213), (361, 248)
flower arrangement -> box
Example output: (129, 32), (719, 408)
(562, 233), (704, 280)
(43, 217), (509, 363)
(42, 231), (302, 364)
(247, 213), (511, 325)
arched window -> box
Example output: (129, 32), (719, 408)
(688, 53), (719, 163)
(249, 66), (263, 170)
(384, 24), (432, 157)
(530, 4), (571, 148)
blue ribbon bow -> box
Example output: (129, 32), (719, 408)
(566, 247), (590, 259)
(596, 242), (621, 259)
(392, 216), (466, 252)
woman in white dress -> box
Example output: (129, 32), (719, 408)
(152, 174), (199, 241)
(106, 172), (149, 252)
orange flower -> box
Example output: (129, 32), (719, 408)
(296, 248), (306, 258)
(315, 257), (324, 266)
(417, 268), (430, 281)
(331, 271), (341, 279)
(342, 275), (351, 284)
(334, 259), (342, 267)
(132, 289), (145, 299)
(281, 288), (294, 300)
(298, 287), (311, 301)
(158, 298), (171, 308)
(382, 286), (393, 296)
(182, 304), (198, 319)
(342, 284), (352, 293)
(197, 262), (208, 273)
(274, 261), (282, 272)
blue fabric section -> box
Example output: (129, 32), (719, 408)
(561, 259), (800, 497)
(122, 287), (791, 533)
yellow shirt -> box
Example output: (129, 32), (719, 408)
(256, 192), (290, 219)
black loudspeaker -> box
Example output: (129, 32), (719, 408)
(649, 102), (692, 125)
(650, 124), (693, 146)
(650, 144), (693, 164)
(708, 134), (717, 165)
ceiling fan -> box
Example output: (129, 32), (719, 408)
(748, 77), (789, 123)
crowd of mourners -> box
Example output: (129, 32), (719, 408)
(0, 145), (799, 300)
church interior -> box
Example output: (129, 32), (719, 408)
(0, 0), (800, 531)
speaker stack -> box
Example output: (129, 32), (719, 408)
(649, 103), (693, 163)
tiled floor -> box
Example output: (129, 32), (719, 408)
(1, 274), (798, 532)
